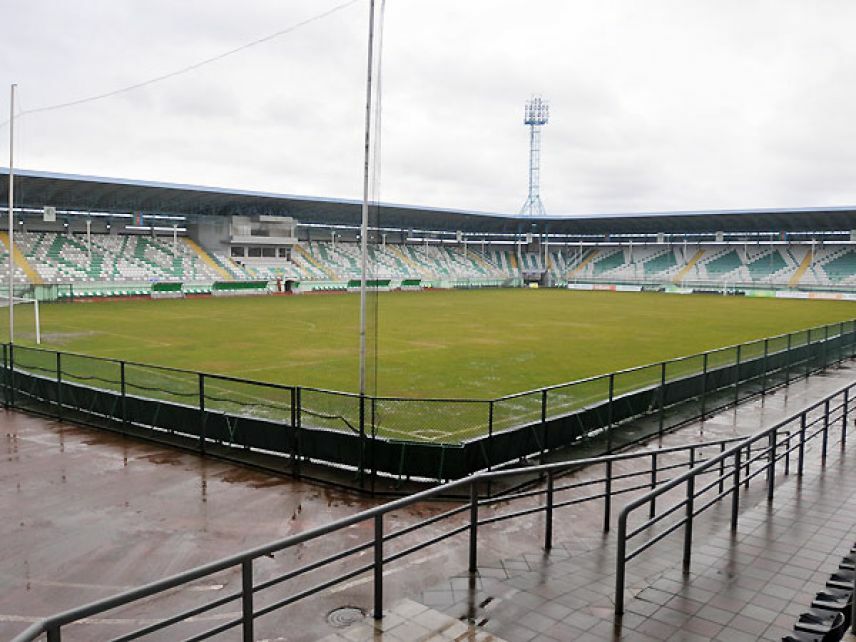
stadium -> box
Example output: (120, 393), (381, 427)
(5, 2), (856, 642)
(2, 165), (856, 641)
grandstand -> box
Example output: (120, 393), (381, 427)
(1, 169), (856, 301)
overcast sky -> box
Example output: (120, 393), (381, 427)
(2, 0), (855, 216)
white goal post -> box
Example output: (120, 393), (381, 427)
(0, 296), (41, 344)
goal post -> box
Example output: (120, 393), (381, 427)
(0, 296), (41, 344)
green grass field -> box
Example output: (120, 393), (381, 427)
(7, 289), (856, 399)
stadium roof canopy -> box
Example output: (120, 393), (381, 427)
(2, 168), (856, 235)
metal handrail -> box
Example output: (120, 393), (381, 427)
(614, 380), (854, 615)
(13, 431), (757, 642)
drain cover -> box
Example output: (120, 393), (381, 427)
(326, 606), (367, 628)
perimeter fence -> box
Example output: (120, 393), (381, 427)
(3, 318), (855, 483)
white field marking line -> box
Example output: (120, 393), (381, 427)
(328, 551), (446, 594)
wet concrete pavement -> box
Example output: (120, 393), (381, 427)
(1, 365), (854, 640)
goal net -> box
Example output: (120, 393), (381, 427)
(0, 296), (42, 344)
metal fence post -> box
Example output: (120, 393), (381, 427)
(785, 333), (792, 386)
(540, 388), (547, 462)
(46, 625), (60, 642)
(840, 321), (845, 364)
(658, 361), (666, 436)
(822, 399), (829, 463)
(359, 394), (366, 483)
(767, 431), (776, 503)
(806, 329), (812, 378)
(469, 481), (478, 573)
(7, 344), (13, 407)
(55, 352), (62, 420)
(241, 560), (254, 641)
(700, 352), (708, 419)
(843, 388), (849, 450)
(607, 374), (614, 452)
(487, 400), (494, 471)
(718, 442), (726, 493)
(198, 373), (206, 455)
(762, 338), (769, 395)
(683, 474), (695, 573)
(798, 412), (806, 476)
(120, 361), (127, 429)
(615, 514), (627, 616)
(731, 449), (741, 532)
(2, 343), (8, 408)
(734, 344), (741, 406)
(374, 514), (383, 619)
(823, 324), (829, 370)
(545, 471), (553, 550)
(649, 452), (657, 518)
(604, 460), (612, 533)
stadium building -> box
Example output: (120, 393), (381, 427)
(4, 168), (856, 641)
(4, 168), (856, 299)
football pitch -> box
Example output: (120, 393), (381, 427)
(8, 288), (856, 399)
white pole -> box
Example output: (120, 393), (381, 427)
(8, 84), (15, 344)
(33, 298), (40, 345)
(358, 0), (376, 399)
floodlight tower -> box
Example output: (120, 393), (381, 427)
(520, 96), (549, 217)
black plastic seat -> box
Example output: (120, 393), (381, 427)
(794, 609), (846, 641)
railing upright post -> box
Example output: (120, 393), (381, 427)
(540, 389), (547, 463)
(700, 352), (708, 419)
(9, 343), (15, 406)
(2, 343), (7, 408)
(55, 352), (62, 420)
(843, 388), (849, 450)
(734, 344), (741, 406)
(487, 400), (494, 471)
(545, 471), (553, 550)
(615, 512), (627, 616)
(198, 373), (206, 455)
(46, 625), (61, 642)
(762, 338), (769, 395)
(744, 444), (751, 490)
(840, 322), (845, 364)
(731, 449), (741, 532)
(603, 459), (612, 533)
(607, 374), (614, 452)
(359, 394), (366, 483)
(649, 452), (657, 519)
(241, 560), (254, 641)
(806, 329), (812, 378)
(822, 399), (830, 463)
(373, 514), (383, 619)
(767, 432), (776, 503)
(683, 474), (695, 573)
(658, 361), (666, 436)
(718, 441), (726, 493)
(120, 361), (127, 429)
(469, 481), (478, 573)
(823, 324), (829, 370)
(798, 412), (806, 476)
(785, 333), (792, 386)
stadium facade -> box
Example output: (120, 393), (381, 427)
(2, 168), (856, 300)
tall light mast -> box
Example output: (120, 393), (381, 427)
(520, 96), (549, 217)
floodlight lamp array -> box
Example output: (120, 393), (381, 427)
(524, 96), (549, 126)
